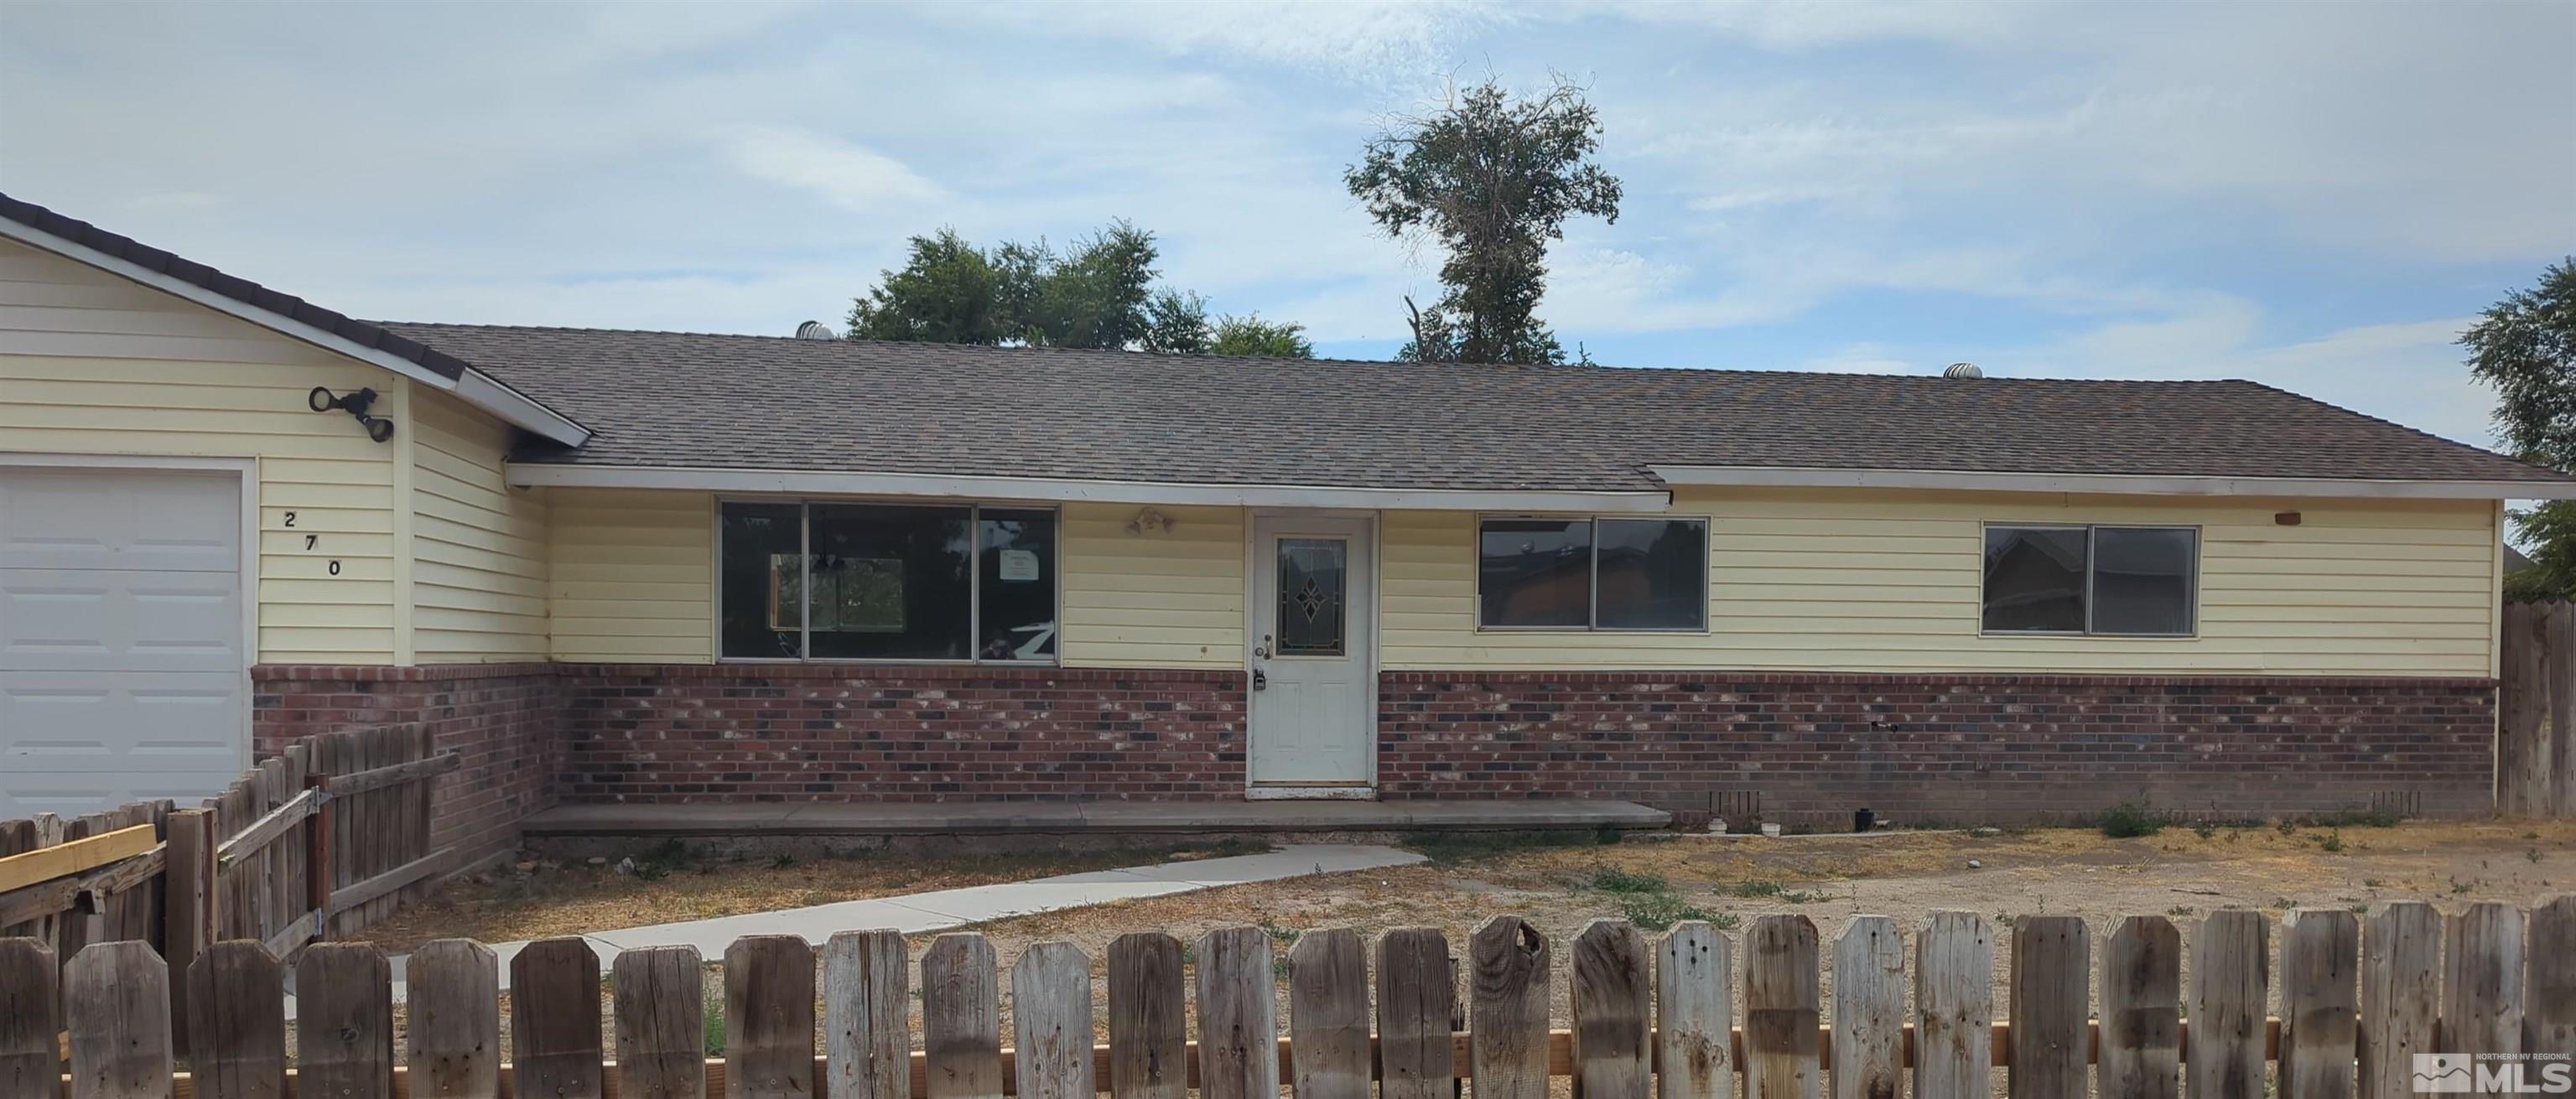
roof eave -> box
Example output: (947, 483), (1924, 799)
(1648, 464), (2576, 500)
(0, 215), (591, 448)
(505, 462), (1674, 511)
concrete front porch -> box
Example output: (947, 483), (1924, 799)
(520, 798), (1674, 856)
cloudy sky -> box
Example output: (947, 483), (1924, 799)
(5, 0), (2571, 448)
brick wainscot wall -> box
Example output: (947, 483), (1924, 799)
(553, 665), (1249, 801)
(251, 664), (2498, 849)
(1378, 671), (2499, 822)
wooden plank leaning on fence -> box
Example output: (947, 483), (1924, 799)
(17, 897), (2576, 1099)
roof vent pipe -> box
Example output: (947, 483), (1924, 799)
(1943, 361), (1983, 379)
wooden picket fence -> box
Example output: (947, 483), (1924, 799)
(2501, 600), (2576, 816)
(5, 899), (2573, 1099)
(0, 724), (454, 1055)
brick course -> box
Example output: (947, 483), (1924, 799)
(554, 664), (1247, 801)
(1379, 671), (2499, 821)
(252, 663), (560, 862)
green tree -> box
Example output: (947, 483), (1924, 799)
(1140, 289), (1211, 354)
(849, 222), (1306, 355)
(2463, 258), (2576, 601)
(1209, 314), (1314, 358)
(1346, 77), (1622, 365)
(844, 228), (1005, 345)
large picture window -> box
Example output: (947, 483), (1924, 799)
(1478, 516), (1708, 630)
(719, 501), (1057, 662)
(1981, 524), (2197, 636)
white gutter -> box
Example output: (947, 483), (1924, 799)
(455, 369), (589, 446)
(0, 219), (590, 447)
(506, 462), (1674, 511)
(1648, 464), (2576, 500)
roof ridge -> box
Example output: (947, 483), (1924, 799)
(377, 320), (2260, 386)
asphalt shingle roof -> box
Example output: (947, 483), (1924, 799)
(380, 323), (2570, 493)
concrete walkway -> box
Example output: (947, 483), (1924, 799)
(378, 843), (1422, 1001)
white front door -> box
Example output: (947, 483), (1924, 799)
(0, 465), (248, 818)
(1247, 514), (1374, 792)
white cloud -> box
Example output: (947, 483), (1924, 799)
(723, 127), (950, 210)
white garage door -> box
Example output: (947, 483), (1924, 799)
(0, 465), (247, 818)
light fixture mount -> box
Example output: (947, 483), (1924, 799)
(308, 386), (396, 443)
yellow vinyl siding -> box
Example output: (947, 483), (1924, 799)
(1383, 488), (2499, 677)
(1060, 503), (1244, 669)
(548, 488), (714, 662)
(0, 238), (402, 663)
(411, 388), (548, 662)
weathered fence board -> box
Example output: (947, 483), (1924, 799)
(1102, 932), (1182, 1099)
(727, 936), (818, 1099)
(187, 942), (284, 1099)
(1195, 928), (1278, 1099)
(512, 937), (605, 1099)
(1829, 917), (1900, 1099)
(65, 941), (170, 1099)
(1377, 928), (1455, 1099)
(2008, 915), (2088, 1099)
(2282, 910), (2360, 1099)
(1571, 920), (1651, 1099)
(2444, 902), (2526, 1067)
(2531, 896), (2576, 1058)
(825, 930), (911, 1099)
(2501, 600), (2576, 816)
(2192, 910), (2272, 1099)
(0, 938), (57, 1099)
(1916, 911), (1995, 1099)
(1469, 916), (1550, 1099)
(614, 946), (707, 1099)
(2098, 915), (2181, 1099)
(409, 939), (501, 1099)
(1742, 915), (1820, 1099)
(1655, 920), (1733, 1099)
(2360, 902), (2444, 1099)
(299, 944), (394, 1099)
(1010, 943), (1093, 1099)
(1286, 929), (1368, 1099)
(922, 935), (1002, 1099)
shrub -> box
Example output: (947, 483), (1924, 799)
(2097, 800), (2163, 838)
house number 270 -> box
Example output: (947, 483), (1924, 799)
(279, 511), (340, 574)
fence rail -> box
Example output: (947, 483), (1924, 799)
(8, 897), (2573, 1099)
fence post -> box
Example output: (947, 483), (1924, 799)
(162, 808), (212, 1060)
(304, 773), (332, 943)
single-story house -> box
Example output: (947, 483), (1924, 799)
(5, 192), (2570, 858)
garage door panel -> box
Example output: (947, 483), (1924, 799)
(0, 465), (245, 818)
(0, 568), (242, 671)
(0, 671), (242, 796)
(0, 467), (240, 571)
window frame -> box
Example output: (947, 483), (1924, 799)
(1472, 512), (1714, 634)
(714, 496), (1063, 665)
(1977, 521), (2200, 639)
